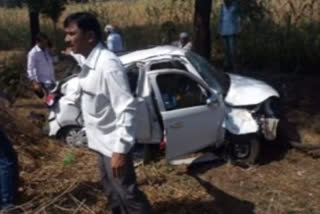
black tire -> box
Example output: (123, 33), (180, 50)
(229, 134), (261, 166)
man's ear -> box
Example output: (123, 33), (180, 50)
(86, 31), (96, 44)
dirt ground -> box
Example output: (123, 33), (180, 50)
(1, 70), (320, 214)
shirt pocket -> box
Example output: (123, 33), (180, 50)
(80, 73), (110, 116)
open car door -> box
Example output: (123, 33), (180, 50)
(150, 70), (225, 160)
(126, 63), (162, 143)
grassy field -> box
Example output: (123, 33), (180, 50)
(0, 0), (319, 70)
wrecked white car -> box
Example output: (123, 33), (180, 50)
(48, 46), (281, 165)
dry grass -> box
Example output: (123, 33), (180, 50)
(1, 69), (320, 214)
(0, 0), (319, 49)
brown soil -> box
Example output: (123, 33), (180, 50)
(1, 71), (319, 214)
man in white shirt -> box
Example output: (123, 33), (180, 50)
(63, 12), (152, 214)
(27, 33), (55, 98)
(104, 24), (125, 53)
(171, 32), (192, 51)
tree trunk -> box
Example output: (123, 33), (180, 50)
(29, 11), (40, 46)
(192, 0), (212, 60)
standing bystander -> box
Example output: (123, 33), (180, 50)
(0, 95), (19, 213)
(27, 33), (56, 98)
(218, 0), (241, 71)
(63, 12), (152, 214)
(171, 32), (192, 51)
(104, 24), (125, 54)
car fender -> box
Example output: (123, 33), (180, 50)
(225, 73), (279, 106)
(222, 107), (259, 135)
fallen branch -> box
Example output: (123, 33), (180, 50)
(289, 141), (320, 158)
(72, 199), (86, 214)
(69, 193), (96, 214)
(34, 180), (78, 213)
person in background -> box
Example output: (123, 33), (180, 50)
(47, 40), (59, 64)
(0, 129), (19, 213)
(104, 24), (125, 54)
(171, 32), (192, 51)
(63, 12), (152, 214)
(27, 33), (56, 98)
(218, 0), (241, 71)
(0, 95), (19, 213)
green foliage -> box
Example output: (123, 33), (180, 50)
(26, 0), (44, 12)
(235, 0), (320, 70)
(63, 150), (76, 165)
(238, 0), (269, 24)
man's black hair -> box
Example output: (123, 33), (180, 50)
(35, 32), (49, 43)
(64, 12), (102, 42)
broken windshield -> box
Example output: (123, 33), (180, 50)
(185, 52), (230, 97)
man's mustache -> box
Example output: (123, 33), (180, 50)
(64, 42), (72, 47)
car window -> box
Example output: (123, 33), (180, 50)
(150, 60), (187, 71)
(185, 52), (230, 96)
(156, 73), (208, 111)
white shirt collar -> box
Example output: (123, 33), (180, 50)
(35, 44), (43, 52)
(84, 42), (104, 70)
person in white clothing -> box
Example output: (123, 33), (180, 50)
(171, 32), (192, 51)
(218, 0), (241, 71)
(63, 12), (152, 214)
(104, 24), (125, 53)
(27, 33), (55, 98)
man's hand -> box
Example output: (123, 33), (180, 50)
(111, 152), (127, 178)
(61, 47), (72, 56)
(32, 81), (44, 99)
(32, 81), (41, 91)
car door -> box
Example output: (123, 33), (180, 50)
(125, 63), (163, 143)
(149, 70), (225, 160)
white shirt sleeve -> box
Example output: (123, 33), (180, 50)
(103, 62), (136, 154)
(70, 52), (86, 68)
(27, 51), (38, 82)
(63, 77), (81, 108)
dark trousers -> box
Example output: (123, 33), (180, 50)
(0, 129), (19, 210)
(222, 35), (237, 69)
(98, 153), (152, 214)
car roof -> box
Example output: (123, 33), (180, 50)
(119, 45), (187, 65)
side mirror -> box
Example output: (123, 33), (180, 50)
(206, 94), (218, 105)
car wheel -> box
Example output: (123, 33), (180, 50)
(60, 126), (87, 148)
(229, 134), (261, 166)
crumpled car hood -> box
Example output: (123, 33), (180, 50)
(225, 73), (279, 106)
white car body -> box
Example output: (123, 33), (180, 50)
(120, 46), (280, 135)
(48, 46), (281, 161)
(48, 76), (83, 137)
